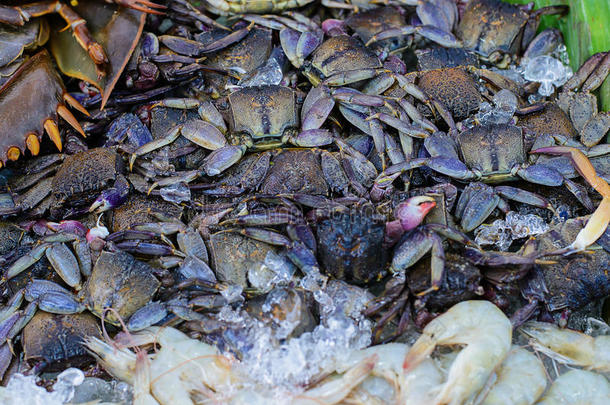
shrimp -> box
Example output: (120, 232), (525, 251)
(134, 349), (160, 405)
(336, 343), (409, 404)
(137, 327), (238, 404)
(86, 326), (238, 405)
(84, 336), (137, 384)
(536, 369), (610, 405)
(342, 376), (396, 405)
(401, 358), (444, 405)
(478, 346), (547, 405)
(521, 321), (610, 372)
(292, 355), (377, 405)
(402, 300), (512, 405)
(88, 325), (378, 405)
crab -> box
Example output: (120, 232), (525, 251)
(315, 205), (387, 284)
(0, 223), (184, 373)
(198, 26), (273, 98)
(5, 148), (130, 219)
(0, 51), (88, 167)
(208, 230), (280, 288)
(360, 195), (478, 341)
(328, 0), (461, 48)
(0, 0), (164, 77)
(456, 0), (568, 65)
(474, 215), (610, 329)
(377, 121), (609, 231)
(365, 251), (484, 339)
(517, 100), (609, 191)
(202, 0), (315, 14)
(130, 84), (388, 176)
(0, 0), (162, 166)
(368, 47), (534, 126)
(527, 217), (610, 324)
(558, 51), (610, 147)
(22, 311), (101, 371)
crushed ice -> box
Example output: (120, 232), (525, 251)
(159, 182), (191, 203)
(476, 89), (518, 125)
(475, 211), (549, 251)
(238, 57), (283, 87)
(521, 55), (572, 96)
(215, 280), (373, 398)
(248, 251), (297, 291)
(0, 368), (84, 405)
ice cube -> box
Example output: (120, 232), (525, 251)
(248, 264), (276, 291)
(264, 250), (296, 284)
(221, 284), (244, 304)
(159, 182), (191, 203)
(0, 368), (85, 405)
(239, 57), (283, 87)
(475, 219), (512, 251)
(522, 55), (572, 96)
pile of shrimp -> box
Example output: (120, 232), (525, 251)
(85, 300), (610, 405)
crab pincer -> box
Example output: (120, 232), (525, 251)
(532, 146), (610, 254)
(0, 51), (88, 166)
(113, 0), (167, 15)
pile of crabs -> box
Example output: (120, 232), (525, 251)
(0, 0), (609, 403)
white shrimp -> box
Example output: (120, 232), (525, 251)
(84, 336), (137, 384)
(342, 376), (397, 405)
(402, 300), (512, 405)
(521, 321), (610, 372)
(335, 343), (409, 404)
(86, 327), (238, 405)
(88, 326), (378, 405)
(292, 355), (377, 405)
(138, 327), (239, 404)
(536, 369), (610, 404)
(134, 350), (160, 405)
(477, 346), (547, 405)
(401, 358), (444, 405)
(223, 355), (376, 405)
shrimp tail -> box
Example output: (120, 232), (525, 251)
(403, 334), (435, 371)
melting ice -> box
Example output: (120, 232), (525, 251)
(475, 211), (549, 251)
(522, 55), (572, 96)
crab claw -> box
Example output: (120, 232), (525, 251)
(532, 146), (609, 196)
(89, 177), (130, 214)
(114, 0), (167, 14)
(397, 196), (437, 231)
(532, 146), (610, 253)
(86, 215), (110, 244)
(384, 196), (436, 248)
(0, 51), (90, 164)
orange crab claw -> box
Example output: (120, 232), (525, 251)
(6, 147), (20, 162)
(57, 104), (86, 137)
(25, 134), (40, 156)
(115, 0), (167, 15)
(63, 93), (90, 117)
(44, 119), (62, 152)
(532, 146), (610, 253)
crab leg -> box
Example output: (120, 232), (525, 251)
(564, 51), (609, 92)
(5, 2), (108, 77)
(57, 105), (86, 137)
(532, 146), (610, 253)
(112, 0), (166, 15)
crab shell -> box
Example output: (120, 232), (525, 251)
(228, 85), (297, 139)
(457, 0), (531, 58)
